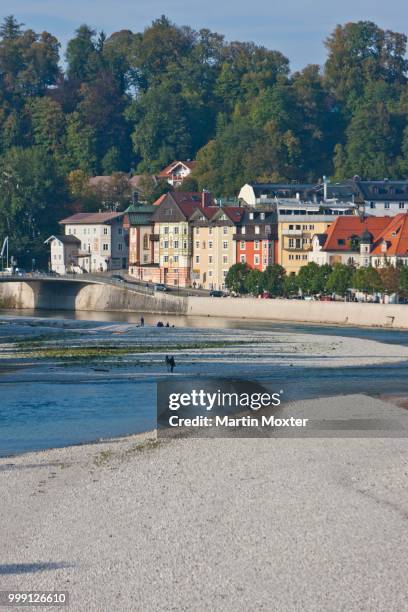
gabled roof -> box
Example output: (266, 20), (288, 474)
(59, 212), (124, 225)
(321, 216), (390, 251)
(371, 213), (408, 256)
(151, 192), (206, 223)
(44, 234), (80, 245)
(158, 160), (196, 178)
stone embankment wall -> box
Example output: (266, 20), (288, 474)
(187, 296), (408, 328)
(1, 280), (408, 328)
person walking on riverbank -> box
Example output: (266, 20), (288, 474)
(140, 316), (144, 327)
(169, 356), (176, 373)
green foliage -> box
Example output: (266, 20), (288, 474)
(297, 262), (332, 295)
(377, 266), (400, 294)
(225, 263), (250, 294)
(399, 266), (408, 295)
(325, 263), (353, 297)
(261, 264), (286, 296)
(283, 273), (299, 297)
(352, 266), (383, 294)
(244, 269), (264, 295)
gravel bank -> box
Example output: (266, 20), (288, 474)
(1, 394), (408, 611)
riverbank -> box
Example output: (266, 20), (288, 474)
(2, 279), (408, 328)
(1, 393), (408, 611)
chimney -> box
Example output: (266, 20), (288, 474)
(323, 175), (328, 201)
(202, 189), (210, 208)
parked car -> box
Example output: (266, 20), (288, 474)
(319, 295), (333, 301)
(209, 290), (225, 297)
(154, 283), (168, 292)
(111, 274), (125, 283)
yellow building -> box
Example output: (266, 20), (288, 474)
(278, 217), (334, 274)
(190, 207), (243, 290)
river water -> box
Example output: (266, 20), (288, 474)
(1, 309), (408, 456)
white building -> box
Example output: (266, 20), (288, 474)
(44, 235), (81, 275)
(49, 212), (128, 273)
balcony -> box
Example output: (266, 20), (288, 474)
(281, 228), (303, 236)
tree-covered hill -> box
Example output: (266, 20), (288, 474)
(1, 15), (408, 264)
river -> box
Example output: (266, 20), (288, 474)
(1, 309), (408, 456)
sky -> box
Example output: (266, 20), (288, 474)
(1, 0), (408, 71)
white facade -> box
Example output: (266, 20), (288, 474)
(62, 220), (127, 272)
(364, 201), (407, 216)
(45, 236), (81, 275)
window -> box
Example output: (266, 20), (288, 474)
(289, 225), (294, 230)
(164, 241), (169, 249)
(208, 270), (213, 277)
(118, 228), (123, 235)
(241, 227), (246, 235)
(254, 255), (260, 265)
(338, 239), (345, 245)
(164, 227), (169, 234)
(183, 241), (187, 249)
(209, 256), (213, 264)
(164, 255), (168, 262)
(195, 255), (200, 263)
(289, 254), (294, 260)
(143, 235), (149, 250)
(174, 241), (179, 249)
(174, 255), (179, 262)
(370, 202), (375, 209)
(240, 255), (246, 263)
(399, 203), (405, 209)
(104, 228), (108, 235)
(103, 243), (109, 251)
(174, 227), (179, 234)
(118, 243), (123, 251)
(195, 241), (200, 248)
(195, 227), (199, 234)
(223, 241), (228, 249)
(208, 241), (213, 249)
(289, 238), (294, 248)
(223, 270), (227, 278)
(296, 225), (301, 230)
(296, 239), (301, 248)
(223, 256), (228, 264)
(223, 227), (228, 234)
(254, 241), (260, 250)
(309, 224), (314, 230)
(209, 227), (213, 235)
(384, 203), (390, 209)
(143, 254), (148, 263)
(240, 241), (246, 249)
(254, 226), (260, 234)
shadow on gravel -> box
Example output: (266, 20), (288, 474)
(0, 562), (72, 575)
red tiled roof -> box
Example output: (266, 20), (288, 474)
(177, 202), (205, 218)
(158, 161), (196, 177)
(322, 216), (390, 251)
(59, 212), (124, 225)
(371, 213), (408, 256)
(153, 194), (167, 206)
(223, 206), (245, 223)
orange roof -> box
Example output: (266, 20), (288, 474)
(371, 213), (408, 256)
(158, 161), (196, 177)
(322, 216), (390, 251)
(153, 194), (167, 206)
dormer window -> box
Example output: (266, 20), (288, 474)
(260, 212), (265, 220)
(249, 212), (254, 220)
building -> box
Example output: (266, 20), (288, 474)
(351, 179), (408, 216)
(234, 209), (277, 271)
(123, 203), (156, 278)
(370, 214), (408, 267)
(309, 216), (391, 267)
(157, 161), (196, 187)
(129, 192), (212, 287)
(44, 235), (81, 275)
(190, 206), (244, 290)
(56, 211), (128, 273)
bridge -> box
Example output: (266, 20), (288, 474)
(0, 273), (187, 314)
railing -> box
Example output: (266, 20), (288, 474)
(0, 272), (156, 295)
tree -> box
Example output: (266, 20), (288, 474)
(244, 269), (263, 295)
(352, 266), (382, 298)
(325, 263), (353, 298)
(261, 264), (286, 296)
(297, 262), (331, 295)
(225, 263), (250, 294)
(283, 273), (299, 297)
(399, 266), (408, 297)
(378, 266), (400, 295)
(0, 147), (68, 266)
